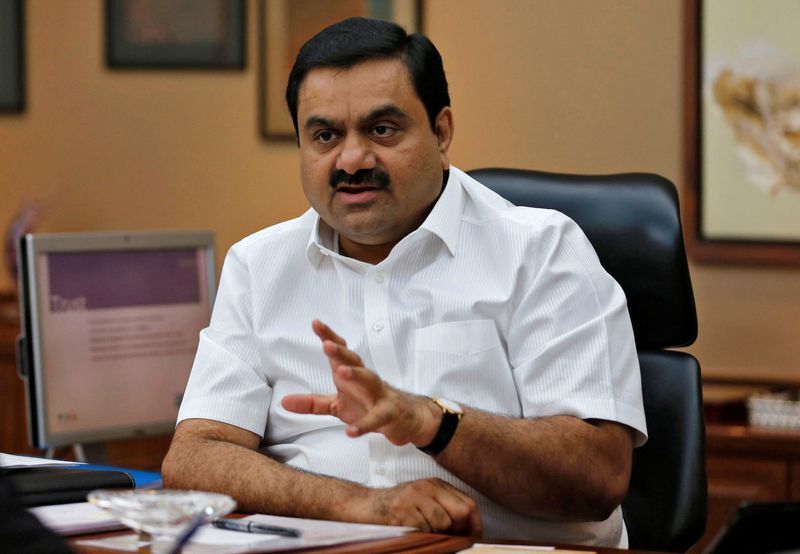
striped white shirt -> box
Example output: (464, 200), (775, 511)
(178, 166), (647, 547)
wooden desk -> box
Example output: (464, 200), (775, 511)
(69, 529), (659, 553)
(686, 373), (800, 552)
(689, 422), (800, 553)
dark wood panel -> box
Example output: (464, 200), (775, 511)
(0, 316), (42, 457)
(104, 434), (172, 471)
(707, 424), (800, 457)
(706, 456), (787, 500)
(790, 462), (800, 500)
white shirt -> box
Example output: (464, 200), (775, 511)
(178, 166), (647, 548)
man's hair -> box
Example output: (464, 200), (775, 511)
(285, 17), (450, 136)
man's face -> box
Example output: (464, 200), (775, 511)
(296, 58), (453, 262)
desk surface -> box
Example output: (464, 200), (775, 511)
(69, 529), (658, 554)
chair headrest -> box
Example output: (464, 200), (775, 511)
(468, 168), (697, 349)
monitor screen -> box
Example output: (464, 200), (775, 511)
(17, 230), (215, 449)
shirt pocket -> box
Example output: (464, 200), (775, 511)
(412, 319), (521, 417)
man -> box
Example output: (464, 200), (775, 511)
(162, 17), (646, 547)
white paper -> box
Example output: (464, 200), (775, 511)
(243, 513), (412, 542)
(30, 502), (126, 536)
(77, 513), (414, 554)
(75, 531), (275, 554)
(184, 514), (413, 553)
(190, 527), (281, 546)
(0, 452), (85, 469)
(460, 544), (555, 552)
(74, 535), (147, 552)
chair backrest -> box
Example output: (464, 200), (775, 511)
(468, 168), (707, 553)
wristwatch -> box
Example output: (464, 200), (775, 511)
(417, 397), (463, 456)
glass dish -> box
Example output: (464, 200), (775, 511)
(88, 489), (236, 552)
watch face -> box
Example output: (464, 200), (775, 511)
(435, 397), (463, 414)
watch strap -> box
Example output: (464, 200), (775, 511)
(417, 400), (461, 456)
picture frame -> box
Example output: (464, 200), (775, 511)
(684, 0), (800, 265)
(259, 0), (422, 140)
(0, 0), (24, 112)
(105, 0), (246, 69)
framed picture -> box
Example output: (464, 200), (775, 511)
(684, 0), (800, 265)
(106, 0), (245, 69)
(0, 0), (24, 112)
(260, 0), (422, 140)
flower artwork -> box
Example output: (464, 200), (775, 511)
(708, 42), (800, 197)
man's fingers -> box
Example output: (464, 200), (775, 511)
(314, 320), (356, 372)
(428, 479), (483, 536)
(330, 367), (420, 443)
(323, 340), (363, 367)
(366, 479), (481, 536)
(281, 393), (336, 415)
(468, 506), (483, 537)
(346, 403), (394, 437)
(417, 501), (453, 534)
(333, 365), (384, 395)
(441, 493), (482, 536)
(312, 319), (347, 346)
(329, 366), (382, 424)
(434, 496), (468, 535)
(412, 508), (433, 533)
(403, 479), (480, 535)
(308, 322), (420, 445)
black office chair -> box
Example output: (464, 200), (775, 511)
(468, 168), (707, 553)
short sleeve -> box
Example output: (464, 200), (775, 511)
(507, 212), (647, 446)
(177, 244), (273, 437)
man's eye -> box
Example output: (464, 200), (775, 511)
(371, 125), (397, 138)
(315, 130), (337, 143)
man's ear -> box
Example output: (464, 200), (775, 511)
(433, 107), (454, 169)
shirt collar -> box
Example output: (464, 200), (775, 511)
(306, 213), (334, 268)
(418, 166), (464, 257)
(305, 165), (465, 266)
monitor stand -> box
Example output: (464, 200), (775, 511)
(45, 443), (107, 463)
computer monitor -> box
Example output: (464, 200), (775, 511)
(16, 230), (216, 450)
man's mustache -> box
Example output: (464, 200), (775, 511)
(329, 168), (391, 189)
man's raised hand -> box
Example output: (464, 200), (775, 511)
(281, 320), (440, 447)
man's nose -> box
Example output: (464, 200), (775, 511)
(336, 134), (377, 175)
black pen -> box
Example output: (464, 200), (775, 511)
(212, 518), (302, 538)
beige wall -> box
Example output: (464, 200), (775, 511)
(1, 0), (798, 378)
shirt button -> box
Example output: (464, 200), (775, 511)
(375, 466), (388, 476)
(374, 272), (385, 284)
(372, 321), (384, 332)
